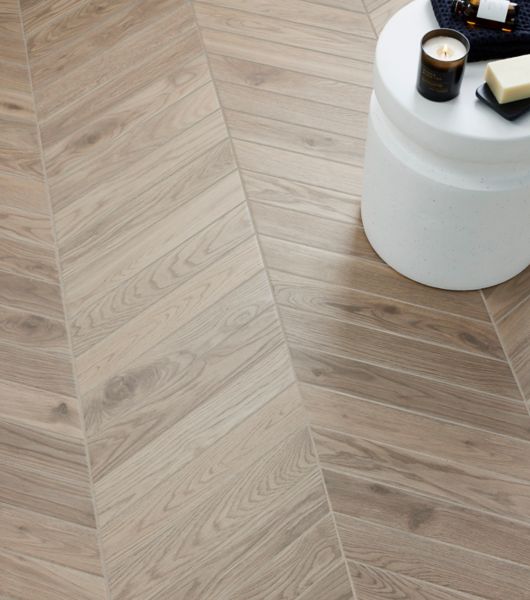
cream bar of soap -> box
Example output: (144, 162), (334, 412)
(485, 54), (530, 105)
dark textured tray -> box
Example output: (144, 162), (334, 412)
(431, 0), (530, 62)
(476, 82), (530, 119)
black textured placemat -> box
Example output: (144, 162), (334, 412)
(431, 0), (530, 61)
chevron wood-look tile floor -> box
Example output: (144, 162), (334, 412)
(0, 0), (529, 598)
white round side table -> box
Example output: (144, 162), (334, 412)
(361, 0), (530, 290)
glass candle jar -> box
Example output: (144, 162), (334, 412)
(417, 29), (471, 102)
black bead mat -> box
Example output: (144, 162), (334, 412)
(431, 0), (530, 61)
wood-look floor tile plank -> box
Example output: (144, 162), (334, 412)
(41, 33), (206, 173)
(106, 430), (323, 600)
(0, 549), (105, 600)
(93, 306), (286, 519)
(100, 379), (302, 560)
(202, 28), (372, 86)
(234, 139), (363, 195)
(306, 0), (364, 9)
(33, 9), (195, 120)
(0, 204), (54, 246)
(0, 271), (63, 319)
(0, 378), (81, 439)
(272, 270), (505, 359)
(0, 461), (95, 527)
(69, 199), (250, 356)
(0, 502), (101, 574)
(194, 2), (375, 60)
(217, 79), (368, 137)
(253, 202), (377, 261)
(20, 0), (86, 34)
(298, 562), (354, 600)
(337, 514), (530, 600)
(284, 308), (518, 398)
(497, 295), (530, 400)
(83, 270), (274, 477)
(325, 469), (530, 567)
(293, 348), (530, 440)
(260, 236), (491, 321)
(62, 115), (229, 313)
(209, 54), (371, 110)
(228, 514), (343, 600)
(244, 171), (361, 226)
(0, 341), (75, 397)
(0, 235), (58, 281)
(47, 81), (219, 213)
(0, 172), (48, 215)
(349, 562), (488, 600)
(314, 426), (530, 521)
(369, 0), (412, 33)
(227, 110), (365, 166)
(195, 0), (372, 35)
(58, 139), (233, 277)
(28, 0), (186, 77)
(0, 119), (42, 179)
(0, 304), (68, 352)
(305, 384), (530, 482)
(0, 0), (27, 65)
(483, 266), (530, 322)
(0, 420), (88, 484)
(0, 60), (33, 122)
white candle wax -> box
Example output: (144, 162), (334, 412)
(423, 36), (467, 61)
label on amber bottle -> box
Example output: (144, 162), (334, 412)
(477, 0), (510, 22)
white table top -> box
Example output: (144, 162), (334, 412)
(374, 0), (530, 163)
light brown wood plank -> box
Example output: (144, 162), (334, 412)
(105, 430), (323, 600)
(0, 0), (27, 65)
(370, 0), (412, 33)
(0, 204), (54, 246)
(260, 236), (492, 321)
(202, 28), (372, 85)
(47, 81), (220, 213)
(272, 270), (505, 359)
(0, 60), (33, 122)
(196, 0), (372, 34)
(325, 469), (530, 566)
(298, 562), (354, 600)
(497, 295), (530, 400)
(0, 235), (58, 281)
(0, 304), (68, 351)
(0, 172), (48, 215)
(227, 110), (365, 166)
(69, 199), (251, 356)
(253, 202), (377, 260)
(0, 119), (42, 179)
(337, 514), (530, 600)
(83, 270), (274, 475)
(234, 139), (363, 195)
(20, 0), (86, 34)
(0, 549), (105, 600)
(218, 80), (368, 138)
(41, 33), (206, 171)
(228, 514), (343, 600)
(0, 502), (101, 574)
(350, 562), (488, 600)
(0, 378), (81, 438)
(483, 266), (530, 322)
(209, 53), (371, 110)
(0, 341), (75, 396)
(313, 426), (530, 521)
(100, 379), (302, 560)
(33, 9), (195, 120)
(0, 461), (95, 527)
(0, 270), (63, 320)
(305, 384), (530, 482)
(293, 348), (530, 440)
(244, 171), (361, 226)
(284, 308), (518, 398)
(194, 2), (375, 60)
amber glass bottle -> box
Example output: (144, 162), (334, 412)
(452, 0), (518, 32)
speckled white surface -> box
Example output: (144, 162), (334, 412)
(362, 0), (530, 290)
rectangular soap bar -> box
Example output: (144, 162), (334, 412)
(485, 54), (530, 105)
